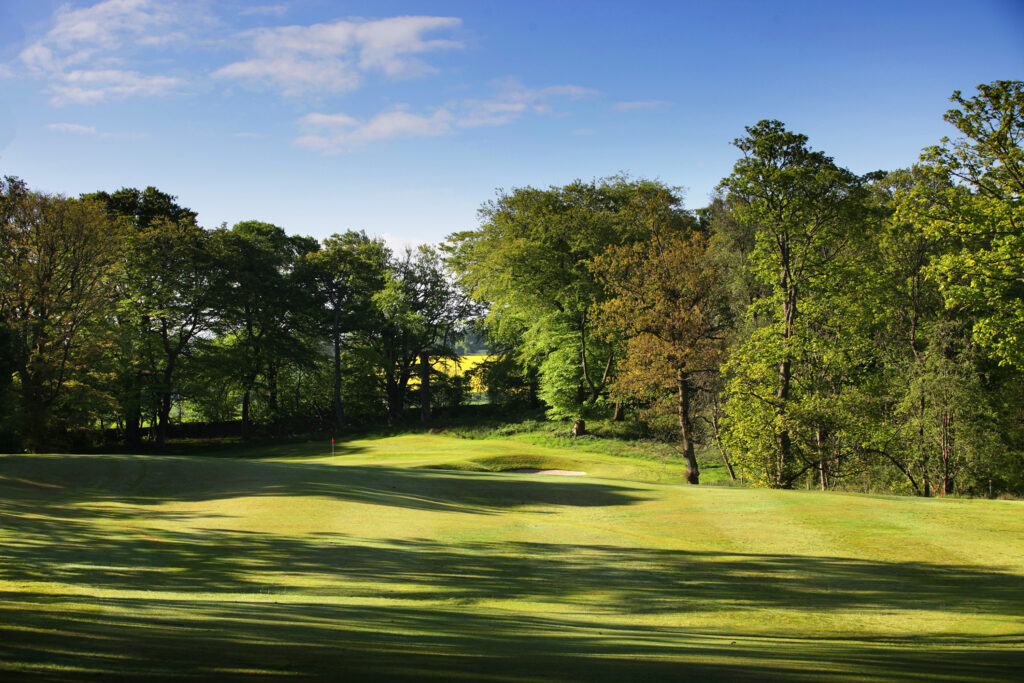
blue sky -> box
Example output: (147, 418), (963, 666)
(1, 0), (1022, 248)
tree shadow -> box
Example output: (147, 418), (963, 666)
(0, 453), (647, 513)
(1, 454), (1022, 680)
(1, 590), (1020, 681)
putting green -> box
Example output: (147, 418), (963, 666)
(1, 434), (1022, 681)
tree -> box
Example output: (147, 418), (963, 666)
(716, 121), (870, 487)
(594, 226), (730, 484)
(906, 80), (1024, 369)
(0, 178), (121, 450)
(213, 221), (319, 438)
(85, 186), (203, 447)
(353, 245), (474, 425)
(122, 217), (219, 449)
(450, 177), (685, 434)
(305, 231), (390, 429)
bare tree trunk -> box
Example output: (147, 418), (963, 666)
(612, 401), (624, 421)
(571, 419), (586, 437)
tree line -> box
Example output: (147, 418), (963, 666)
(1, 81), (1021, 496)
(0, 182), (473, 452)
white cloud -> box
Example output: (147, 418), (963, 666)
(17, 0), (203, 105)
(50, 69), (181, 105)
(46, 122), (97, 134)
(214, 16), (462, 96)
(613, 100), (672, 112)
(297, 107), (454, 151)
(297, 79), (596, 152)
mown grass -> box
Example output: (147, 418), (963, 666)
(1, 433), (1022, 681)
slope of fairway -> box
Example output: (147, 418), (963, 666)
(1, 434), (1022, 681)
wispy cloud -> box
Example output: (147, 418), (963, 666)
(296, 79), (596, 152)
(240, 5), (289, 17)
(18, 0), (203, 105)
(46, 122), (97, 134)
(613, 100), (672, 112)
(214, 16), (462, 96)
(297, 107), (454, 150)
(458, 79), (596, 127)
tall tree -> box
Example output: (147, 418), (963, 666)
(450, 177), (685, 434)
(716, 121), (869, 487)
(214, 221), (319, 437)
(85, 186), (202, 447)
(0, 179), (120, 450)
(905, 80), (1024, 370)
(353, 245), (474, 425)
(594, 226), (730, 484)
(305, 230), (390, 429)
(122, 217), (219, 449)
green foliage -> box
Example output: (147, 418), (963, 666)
(715, 121), (871, 488)
(0, 179), (122, 450)
(451, 177), (688, 423)
(908, 81), (1024, 369)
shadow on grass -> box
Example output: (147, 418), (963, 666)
(0, 589), (1021, 682)
(1, 454), (1023, 680)
(0, 452), (645, 513)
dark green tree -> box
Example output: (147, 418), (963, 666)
(305, 231), (390, 429)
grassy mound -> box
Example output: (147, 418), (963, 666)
(1, 434), (1022, 681)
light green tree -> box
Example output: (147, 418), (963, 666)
(716, 121), (870, 487)
(904, 81), (1024, 369)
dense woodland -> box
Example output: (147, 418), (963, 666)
(2, 81), (1022, 496)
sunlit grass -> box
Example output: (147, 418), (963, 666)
(1, 434), (1022, 680)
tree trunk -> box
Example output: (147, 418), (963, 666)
(332, 322), (345, 430)
(941, 410), (954, 496)
(571, 419), (586, 437)
(386, 382), (405, 426)
(919, 394), (931, 497)
(612, 401), (624, 421)
(267, 360), (278, 420)
(156, 361), (175, 452)
(816, 426), (828, 491)
(241, 390), (251, 440)
(710, 396), (736, 481)
(125, 388), (142, 447)
(677, 370), (700, 485)
(419, 352), (432, 423)
(776, 356), (791, 487)
(775, 266), (795, 489)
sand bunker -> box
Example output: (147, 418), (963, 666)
(502, 468), (587, 476)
